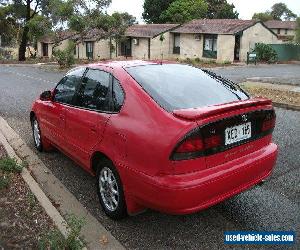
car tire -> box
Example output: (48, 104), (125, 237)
(96, 159), (127, 220)
(31, 116), (43, 152)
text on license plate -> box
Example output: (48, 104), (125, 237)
(225, 122), (251, 145)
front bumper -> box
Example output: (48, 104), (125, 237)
(127, 143), (278, 215)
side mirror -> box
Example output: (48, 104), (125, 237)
(40, 90), (52, 101)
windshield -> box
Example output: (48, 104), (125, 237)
(126, 64), (249, 112)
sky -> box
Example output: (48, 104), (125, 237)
(106, 0), (300, 23)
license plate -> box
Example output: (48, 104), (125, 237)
(225, 122), (251, 145)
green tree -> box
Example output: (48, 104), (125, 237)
(296, 17), (300, 43)
(206, 0), (239, 19)
(68, 14), (87, 33)
(270, 2), (297, 20)
(0, 0), (54, 60)
(69, 11), (136, 38)
(0, 4), (19, 46)
(0, 0), (112, 61)
(142, 0), (175, 23)
(27, 15), (51, 49)
(53, 41), (75, 68)
(252, 12), (273, 22)
(160, 0), (208, 23)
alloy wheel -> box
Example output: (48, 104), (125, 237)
(33, 119), (41, 148)
(99, 167), (119, 211)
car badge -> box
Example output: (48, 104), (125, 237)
(241, 114), (248, 122)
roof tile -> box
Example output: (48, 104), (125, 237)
(172, 19), (257, 34)
(125, 24), (180, 38)
(264, 20), (296, 30)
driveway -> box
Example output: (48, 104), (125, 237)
(210, 64), (300, 86)
(0, 64), (299, 249)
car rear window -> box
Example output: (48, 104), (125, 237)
(126, 64), (249, 112)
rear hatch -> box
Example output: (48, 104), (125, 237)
(172, 98), (276, 168)
(125, 64), (276, 170)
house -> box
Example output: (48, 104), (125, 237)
(37, 28), (111, 60)
(72, 28), (111, 60)
(37, 34), (54, 58)
(264, 20), (296, 42)
(169, 19), (279, 62)
(37, 19), (282, 63)
(120, 24), (180, 59)
(37, 31), (75, 58)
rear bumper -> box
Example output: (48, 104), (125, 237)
(127, 143), (278, 215)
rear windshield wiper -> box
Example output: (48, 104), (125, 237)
(202, 69), (249, 99)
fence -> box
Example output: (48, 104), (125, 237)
(268, 44), (300, 61)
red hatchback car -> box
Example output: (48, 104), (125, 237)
(30, 61), (278, 219)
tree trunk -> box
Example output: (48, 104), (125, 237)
(18, 0), (31, 61)
(18, 26), (29, 61)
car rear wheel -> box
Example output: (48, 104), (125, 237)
(31, 116), (43, 152)
(96, 159), (127, 220)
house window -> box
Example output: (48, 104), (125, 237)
(74, 45), (77, 55)
(86, 42), (94, 59)
(173, 33), (180, 54)
(277, 29), (281, 34)
(285, 29), (288, 35)
(203, 34), (217, 59)
(42, 43), (48, 57)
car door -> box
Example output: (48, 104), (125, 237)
(41, 68), (85, 147)
(63, 68), (112, 168)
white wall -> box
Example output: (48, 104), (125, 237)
(240, 22), (280, 61)
(150, 32), (173, 60)
(131, 37), (149, 59)
(217, 35), (235, 62)
(178, 33), (203, 59)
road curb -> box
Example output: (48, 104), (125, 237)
(0, 116), (125, 250)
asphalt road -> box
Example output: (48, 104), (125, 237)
(210, 64), (300, 86)
(0, 64), (299, 250)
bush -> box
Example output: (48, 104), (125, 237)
(53, 41), (75, 68)
(38, 214), (86, 250)
(0, 157), (24, 173)
(222, 60), (231, 65)
(0, 157), (25, 190)
(194, 57), (201, 63)
(254, 43), (278, 63)
(0, 176), (10, 190)
(185, 57), (192, 64)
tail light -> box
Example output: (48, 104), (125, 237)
(204, 135), (222, 149)
(171, 109), (276, 161)
(261, 113), (276, 132)
(176, 137), (204, 153)
(172, 132), (222, 160)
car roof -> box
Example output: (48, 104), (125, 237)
(87, 60), (159, 69)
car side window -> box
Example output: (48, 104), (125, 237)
(112, 77), (125, 112)
(79, 69), (110, 111)
(54, 75), (82, 105)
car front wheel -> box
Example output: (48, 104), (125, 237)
(96, 160), (127, 220)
